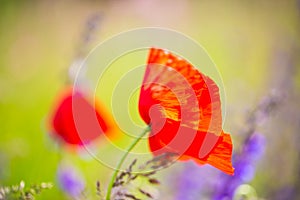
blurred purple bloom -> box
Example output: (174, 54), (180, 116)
(175, 162), (219, 200)
(213, 132), (266, 200)
(57, 163), (85, 197)
(234, 133), (266, 182)
(175, 162), (203, 200)
(243, 133), (266, 160)
(235, 161), (255, 182)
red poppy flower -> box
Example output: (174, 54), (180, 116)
(139, 48), (234, 175)
(49, 87), (117, 146)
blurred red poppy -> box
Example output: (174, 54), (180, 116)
(49, 87), (117, 146)
(139, 48), (234, 175)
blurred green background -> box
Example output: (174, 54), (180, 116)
(0, 0), (300, 199)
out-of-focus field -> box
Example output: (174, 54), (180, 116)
(0, 0), (299, 199)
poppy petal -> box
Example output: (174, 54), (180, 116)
(203, 131), (234, 175)
(50, 88), (116, 146)
(139, 48), (234, 174)
(139, 48), (222, 136)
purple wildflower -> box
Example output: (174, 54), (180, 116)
(243, 133), (266, 161)
(235, 133), (266, 182)
(175, 162), (219, 200)
(213, 132), (266, 200)
(234, 161), (255, 182)
(57, 163), (85, 197)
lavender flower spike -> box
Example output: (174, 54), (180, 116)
(57, 162), (85, 197)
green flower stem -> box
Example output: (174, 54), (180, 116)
(105, 126), (151, 200)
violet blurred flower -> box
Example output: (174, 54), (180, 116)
(175, 162), (203, 200)
(213, 132), (266, 200)
(243, 133), (266, 161)
(175, 162), (219, 200)
(234, 133), (266, 182)
(57, 163), (85, 197)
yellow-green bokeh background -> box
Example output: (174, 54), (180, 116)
(0, 0), (300, 199)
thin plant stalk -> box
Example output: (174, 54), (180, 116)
(105, 126), (151, 200)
